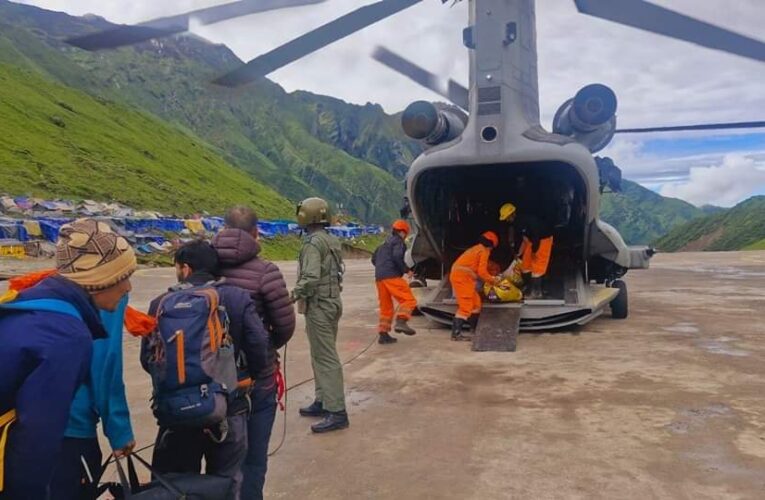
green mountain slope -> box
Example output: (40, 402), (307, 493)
(0, 63), (292, 217)
(0, 0), (409, 222)
(291, 91), (420, 179)
(599, 179), (705, 245)
(656, 196), (765, 251)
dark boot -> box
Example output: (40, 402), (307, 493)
(521, 272), (532, 294)
(394, 318), (416, 336)
(378, 332), (398, 344)
(467, 314), (480, 332)
(311, 410), (350, 433)
(528, 277), (543, 299)
(451, 317), (471, 342)
(299, 400), (325, 417)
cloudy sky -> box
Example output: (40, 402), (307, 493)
(17, 0), (765, 207)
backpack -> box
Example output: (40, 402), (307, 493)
(146, 285), (238, 430)
(0, 297), (83, 494)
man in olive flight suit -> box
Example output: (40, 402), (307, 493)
(291, 197), (349, 433)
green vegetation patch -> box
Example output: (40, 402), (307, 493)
(656, 196), (765, 251)
(0, 63), (293, 218)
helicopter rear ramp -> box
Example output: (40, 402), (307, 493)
(471, 305), (521, 352)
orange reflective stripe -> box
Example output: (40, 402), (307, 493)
(175, 331), (186, 385)
(237, 377), (253, 390)
(0, 409), (18, 493)
(194, 289), (222, 352)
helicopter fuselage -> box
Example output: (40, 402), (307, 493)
(404, 0), (651, 329)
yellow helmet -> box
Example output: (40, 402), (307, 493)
(499, 203), (516, 221)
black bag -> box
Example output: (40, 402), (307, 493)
(109, 454), (234, 500)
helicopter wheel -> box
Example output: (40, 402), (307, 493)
(610, 280), (628, 319)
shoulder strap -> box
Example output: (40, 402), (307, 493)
(0, 299), (82, 321)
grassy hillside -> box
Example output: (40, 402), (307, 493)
(0, 63), (292, 217)
(656, 196), (765, 251)
(0, 0), (407, 222)
(599, 179), (705, 245)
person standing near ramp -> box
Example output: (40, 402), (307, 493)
(449, 231), (500, 342)
(372, 220), (417, 344)
(499, 203), (554, 299)
(292, 198), (349, 434)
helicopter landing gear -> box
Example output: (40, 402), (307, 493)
(609, 279), (628, 319)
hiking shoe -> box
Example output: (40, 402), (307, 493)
(451, 317), (472, 342)
(378, 332), (398, 344)
(394, 318), (416, 336)
(451, 332), (473, 342)
(299, 400), (326, 417)
(311, 411), (350, 433)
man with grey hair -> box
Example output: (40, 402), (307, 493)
(212, 206), (295, 500)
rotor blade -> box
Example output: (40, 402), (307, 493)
(66, 0), (326, 51)
(616, 121), (765, 134)
(574, 0), (765, 63)
(447, 80), (469, 111)
(214, 0), (422, 87)
(372, 46), (469, 110)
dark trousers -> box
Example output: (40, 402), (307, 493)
(241, 380), (278, 500)
(48, 437), (102, 500)
(152, 414), (247, 499)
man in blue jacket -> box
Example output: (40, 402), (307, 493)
(0, 219), (136, 499)
(48, 295), (136, 499)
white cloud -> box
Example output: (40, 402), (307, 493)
(659, 154), (765, 207)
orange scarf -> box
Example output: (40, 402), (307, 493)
(6, 269), (156, 337)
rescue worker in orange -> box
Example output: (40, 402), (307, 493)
(449, 231), (501, 342)
(499, 203), (554, 299)
(371, 220), (418, 344)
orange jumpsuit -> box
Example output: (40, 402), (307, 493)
(449, 244), (495, 320)
(519, 236), (554, 278)
(376, 278), (418, 332)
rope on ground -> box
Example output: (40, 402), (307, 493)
(101, 332), (379, 470)
(267, 332), (378, 456)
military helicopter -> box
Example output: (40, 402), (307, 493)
(69, 0), (765, 344)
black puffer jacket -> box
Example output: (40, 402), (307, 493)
(212, 228), (295, 380)
(372, 234), (409, 281)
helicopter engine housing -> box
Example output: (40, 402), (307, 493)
(553, 84), (617, 153)
(402, 101), (467, 146)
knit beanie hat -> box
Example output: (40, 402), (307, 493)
(56, 218), (137, 291)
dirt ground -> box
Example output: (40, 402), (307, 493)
(2, 251), (765, 499)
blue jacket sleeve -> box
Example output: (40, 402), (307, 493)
(93, 296), (134, 450)
(4, 318), (92, 499)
